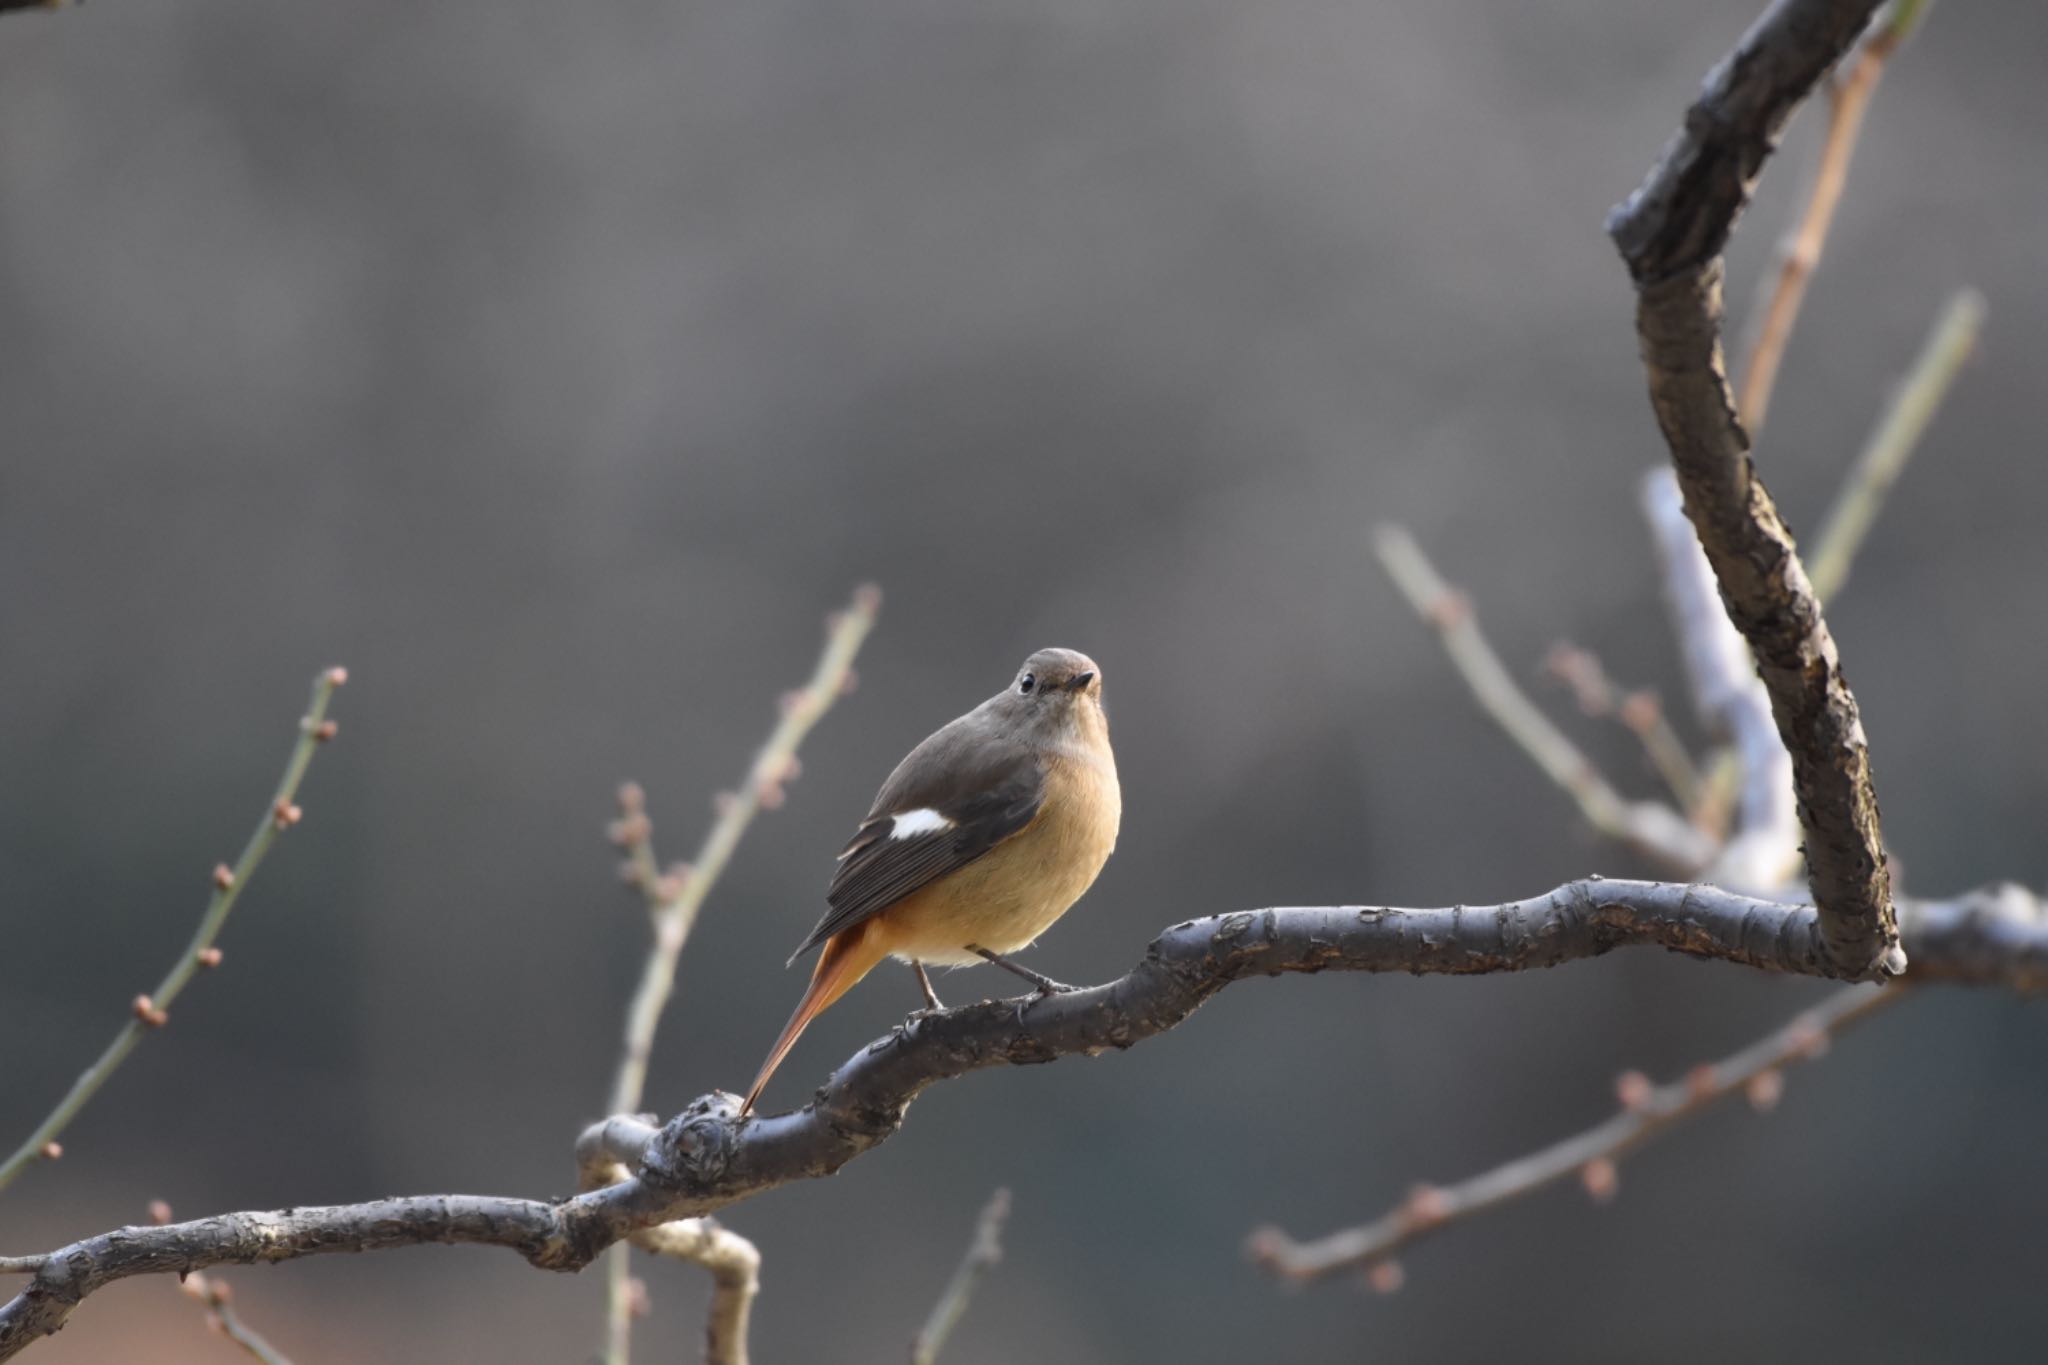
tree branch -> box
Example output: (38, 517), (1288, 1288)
(606, 585), (880, 1116)
(1641, 470), (1798, 889)
(1247, 983), (1900, 1283)
(177, 1270), (295, 1365)
(1733, 0), (1935, 431)
(0, 668), (347, 1195)
(911, 1188), (1011, 1365)
(577, 1120), (759, 1365)
(1609, 0), (1900, 977)
(6, 879), (2040, 1356)
(1806, 287), (1984, 603)
(597, 587), (875, 1365)
(1375, 525), (1715, 873)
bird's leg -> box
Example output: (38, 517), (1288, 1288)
(969, 946), (1077, 996)
(911, 960), (945, 1012)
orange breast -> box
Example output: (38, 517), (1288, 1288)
(878, 750), (1120, 965)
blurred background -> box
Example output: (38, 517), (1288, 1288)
(3, 0), (2044, 1360)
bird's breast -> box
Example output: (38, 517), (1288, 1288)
(883, 749), (1120, 963)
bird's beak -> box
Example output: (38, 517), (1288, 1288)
(1066, 672), (1095, 692)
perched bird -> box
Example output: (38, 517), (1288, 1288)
(742, 647), (1120, 1114)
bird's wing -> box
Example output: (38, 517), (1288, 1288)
(787, 719), (1043, 963)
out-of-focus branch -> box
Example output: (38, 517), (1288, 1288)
(179, 1271), (294, 1365)
(597, 588), (876, 1365)
(578, 1122), (759, 1365)
(0, 668), (347, 1195)
(1641, 471), (1799, 890)
(911, 1189), (1011, 1365)
(1246, 984), (1899, 1283)
(1610, 0), (1901, 978)
(1375, 526), (1715, 873)
(606, 585), (881, 1116)
(1735, 0), (1938, 431)
(636, 1220), (760, 1365)
(6, 879), (2042, 1356)
(1543, 643), (1703, 811)
(1807, 288), (1984, 602)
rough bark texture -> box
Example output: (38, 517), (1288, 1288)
(1610, 0), (1898, 976)
(5, 879), (2040, 1357)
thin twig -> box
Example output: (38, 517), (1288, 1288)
(1807, 288), (1984, 602)
(1375, 525), (1714, 872)
(1247, 984), (1900, 1283)
(0, 668), (347, 1194)
(911, 1189), (1011, 1365)
(1543, 643), (1703, 810)
(1735, 0), (1937, 431)
(1611, 0), (1903, 978)
(180, 1271), (294, 1365)
(5, 880), (2043, 1355)
(598, 586), (878, 1365)
(606, 585), (880, 1115)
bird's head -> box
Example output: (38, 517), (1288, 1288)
(996, 647), (1104, 733)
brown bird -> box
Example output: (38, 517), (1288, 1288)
(742, 647), (1120, 1114)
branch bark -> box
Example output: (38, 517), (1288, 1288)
(7, 878), (2040, 1357)
(1609, 0), (1900, 977)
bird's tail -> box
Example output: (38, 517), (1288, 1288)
(742, 921), (887, 1115)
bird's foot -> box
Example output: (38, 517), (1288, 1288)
(910, 961), (946, 1012)
(971, 946), (1077, 998)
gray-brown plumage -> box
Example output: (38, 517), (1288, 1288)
(744, 648), (1119, 1113)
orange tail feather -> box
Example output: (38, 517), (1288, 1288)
(742, 923), (887, 1115)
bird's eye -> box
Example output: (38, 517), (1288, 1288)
(1018, 674), (1036, 695)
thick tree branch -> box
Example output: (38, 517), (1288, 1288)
(6, 880), (2041, 1356)
(1610, 0), (1899, 977)
(577, 1121), (758, 1365)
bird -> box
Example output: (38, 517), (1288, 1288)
(741, 647), (1120, 1115)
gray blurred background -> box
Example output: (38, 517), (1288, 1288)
(3, 0), (2044, 1360)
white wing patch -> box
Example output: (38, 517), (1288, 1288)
(888, 808), (955, 839)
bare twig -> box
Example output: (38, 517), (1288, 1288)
(911, 1189), (1011, 1365)
(1610, 0), (1901, 978)
(180, 1271), (294, 1365)
(1543, 643), (1703, 810)
(1807, 288), (1985, 602)
(1736, 0), (1938, 431)
(1375, 525), (1715, 872)
(598, 587), (877, 1365)
(607, 584), (881, 1115)
(0, 668), (347, 1195)
(4, 879), (2042, 1356)
(1247, 984), (1899, 1283)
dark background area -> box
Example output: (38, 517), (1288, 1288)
(3, 1), (2044, 1360)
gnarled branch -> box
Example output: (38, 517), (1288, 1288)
(1610, 0), (1899, 976)
(6, 878), (2041, 1356)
